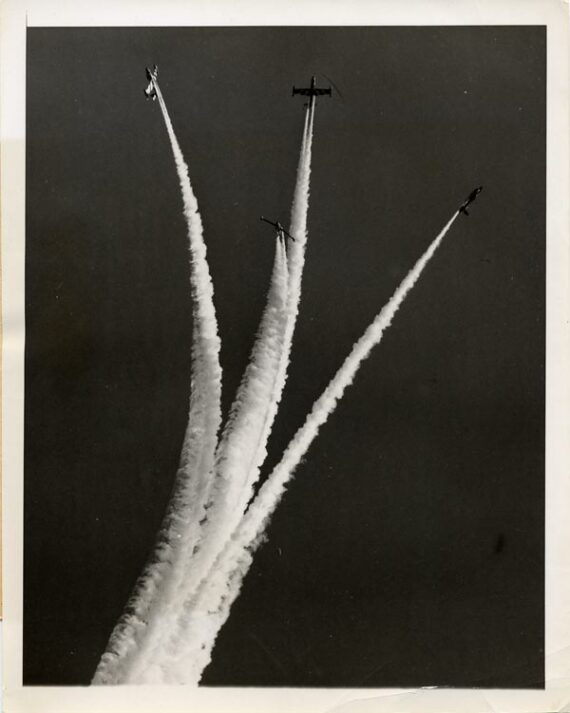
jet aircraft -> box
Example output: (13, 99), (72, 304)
(144, 65), (158, 101)
(260, 217), (296, 242)
(459, 186), (483, 216)
(292, 75), (332, 107)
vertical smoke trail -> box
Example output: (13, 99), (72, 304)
(177, 211), (461, 683)
(93, 80), (223, 684)
(286, 103), (314, 297)
(128, 108), (315, 683)
(265, 103), (315, 459)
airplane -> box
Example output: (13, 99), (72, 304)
(459, 186), (483, 216)
(144, 65), (158, 101)
(260, 217), (296, 242)
(292, 75), (332, 106)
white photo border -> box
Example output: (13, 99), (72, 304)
(2, 1), (569, 711)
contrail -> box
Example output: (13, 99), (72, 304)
(172, 210), (461, 683)
(92, 79), (223, 684)
(127, 107), (315, 683)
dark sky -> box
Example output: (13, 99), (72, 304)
(25, 26), (545, 687)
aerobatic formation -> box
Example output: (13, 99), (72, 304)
(92, 66), (483, 685)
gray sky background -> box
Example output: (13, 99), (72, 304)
(25, 26), (544, 686)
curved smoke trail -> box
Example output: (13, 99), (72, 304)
(93, 79), (223, 684)
(127, 237), (290, 682)
(173, 210), (461, 683)
(128, 107), (315, 683)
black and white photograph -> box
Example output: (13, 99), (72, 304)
(3, 1), (570, 712)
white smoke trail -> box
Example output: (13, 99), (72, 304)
(238, 104), (315, 482)
(93, 79), (223, 684)
(200, 105), (314, 531)
(285, 104), (314, 297)
(126, 237), (290, 682)
(171, 210), (461, 683)
(255, 104), (315, 479)
(239, 104), (314, 484)
(128, 108), (314, 683)
(210, 237), (290, 516)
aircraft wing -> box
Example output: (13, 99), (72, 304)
(293, 87), (331, 96)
